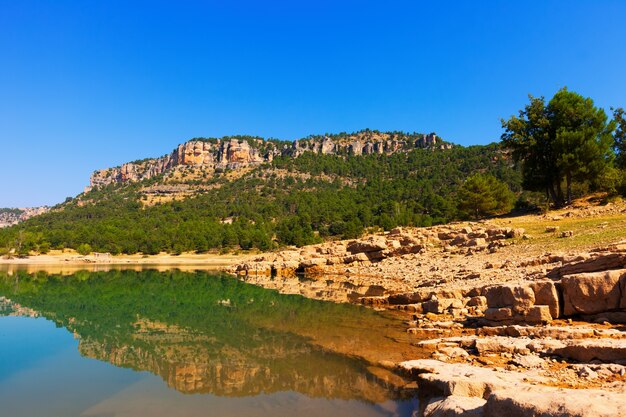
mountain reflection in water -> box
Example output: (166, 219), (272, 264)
(0, 269), (419, 416)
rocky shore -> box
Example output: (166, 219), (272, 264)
(229, 203), (626, 416)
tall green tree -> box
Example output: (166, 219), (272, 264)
(501, 88), (615, 207)
(457, 174), (515, 219)
(613, 107), (626, 169)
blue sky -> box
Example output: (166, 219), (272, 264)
(1, 1), (625, 207)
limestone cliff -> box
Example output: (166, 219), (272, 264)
(89, 131), (451, 189)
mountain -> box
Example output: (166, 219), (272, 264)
(0, 130), (520, 255)
(88, 131), (450, 189)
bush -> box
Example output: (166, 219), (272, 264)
(76, 243), (93, 256)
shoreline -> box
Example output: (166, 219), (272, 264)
(0, 252), (251, 274)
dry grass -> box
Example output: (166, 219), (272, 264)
(491, 198), (626, 256)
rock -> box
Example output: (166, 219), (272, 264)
(342, 253), (370, 264)
(482, 284), (535, 314)
(510, 354), (546, 369)
(547, 253), (626, 278)
(439, 347), (470, 359)
(561, 269), (625, 315)
(484, 386), (626, 417)
(346, 236), (388, 254)
(559, 230), (574, 238)
(398, 360), (544, 398)
(474, 337), (530, 355)
(424, 396), (486, 417)
(549, 339), (626, 363)
(524, 305), (553, 324)
(576, 365), (598, 379)
(484, 307), (512, 321)
(465, 238), (487, 247)
(545, 225), (560, 232)
(388, 290), (432, 305)
(530, 281), (560, 319)
(466, 296), (487, 308)
(507, 228), (525, 238)
(299, 257), (327, 268)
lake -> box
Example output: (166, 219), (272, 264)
(0, 269), (421, 417)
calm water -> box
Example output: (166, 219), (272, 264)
(0, 269), (419, 417)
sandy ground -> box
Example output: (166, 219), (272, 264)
(0, 251), (247, 274)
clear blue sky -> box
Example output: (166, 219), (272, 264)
(1, 1), (625, 207)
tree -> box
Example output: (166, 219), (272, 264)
(613, 107), (626, 168)
(502, 88), (615, 207)
(457, 174), (515, 219)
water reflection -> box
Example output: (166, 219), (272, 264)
(0, 270), (418, 413)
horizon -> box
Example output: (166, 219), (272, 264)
(2, 1), (625, 207)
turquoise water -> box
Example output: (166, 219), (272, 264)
(0, 269), (419, 417)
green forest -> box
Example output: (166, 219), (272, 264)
(0, 143), (522, 255)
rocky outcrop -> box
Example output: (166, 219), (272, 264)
(89, 139), (272, 188)
(0, 206), (50, 228)
(400, 360), (626, 417)
(89, 131), (450, 188)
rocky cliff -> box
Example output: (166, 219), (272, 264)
(89, 131), (451, 189)
(0, 207), (50, 228)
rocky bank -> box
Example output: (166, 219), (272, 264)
(229, 204), (626, 416)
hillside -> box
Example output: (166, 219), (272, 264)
(0, 131), (520, 255)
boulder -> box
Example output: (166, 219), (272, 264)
(524, 305), (552, 323)
(388, 290), (432, 305)
(506, 228), (525, 238)
(342, 253), (370, 264)
(530, 281), (560, 319)
(424, 396), (486, 417)
(482, 284), (535, 314)
(484, 307), (513, 321)
(465, 238), (487, 247)
(346, 236), (388, 253)
(561, 269), (625, 315)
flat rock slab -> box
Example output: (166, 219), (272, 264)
(400, 360), (626, 417)
(484, 386), (626, 417)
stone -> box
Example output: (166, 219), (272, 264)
(547, 253), (626, 278)
(346, 236), (388, 254)
(466, 296), (487, 308)
(530, 281), (560, 319)
(524, 305), (552, 324)
(466, 238), (487, 247)
(424, 396), (486, 417)
(482, 284), (535, 314)
(484, 386), (626, 417)
(439, 347), (470, 359)
(549, 339), (626, 363)
(510, 354), (546, 369)
(387, 290), (432, 305)
(484, 307), (512, 321)
(507, 228), (525, 238)
(561, 269), (625, 315)
(342, 253), (369, 264)
(399, 360), (544, 398)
